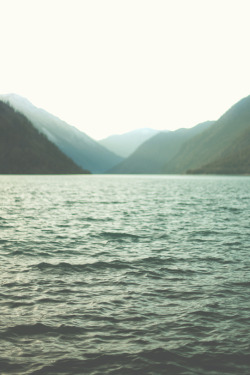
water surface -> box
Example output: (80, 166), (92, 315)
(0, 175), (250, 374)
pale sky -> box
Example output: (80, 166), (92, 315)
(1, 0), (250, 139)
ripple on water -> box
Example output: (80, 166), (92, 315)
(0, 175), (250, 375)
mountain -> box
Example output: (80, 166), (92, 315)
(187, 128), (250, 174)
(0, 101), (89, 174)
(108, 122), (214, 174)
(0, 94), (123, 173)
(163, 95), (250, 175)
(99, 128), (160, 157)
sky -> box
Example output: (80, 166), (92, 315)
(1, 0), (250, 140)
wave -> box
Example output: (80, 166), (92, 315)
(79, 216), (114, 222)
(32, 260), (132, 273)
(99, 231), (141, 240)
(31, 257), (202, 277)
(2, 323), (87, 338)
(0, 360), (22, 373)
(1, 175), (250, 375)
(24, 348), (187, 375)
(197, 256), (235, 264)
(7, 347), (248, 375)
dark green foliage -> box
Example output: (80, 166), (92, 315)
(0, 101), (90, 174)
(0, 94), (123, 173)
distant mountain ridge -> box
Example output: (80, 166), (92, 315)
(163, 95), (250, 175)
(0, 94), (123, 173)
(99, 128), (160, 157)
(108, 121), (214, 174)
(0, 101), (89, 174)
(108, 95), (250, 175)
(1, 93), (249, 175)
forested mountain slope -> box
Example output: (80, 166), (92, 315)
(163, 95), (250, 174)
(0, 101), (89, 174)
(0, 94), (123, 173)
(108, 122), (213, 174)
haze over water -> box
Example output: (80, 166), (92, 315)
(1, 175), (250, 374)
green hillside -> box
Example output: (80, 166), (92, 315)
(187, 127), (250, 174)
(0, 94), (123, 173)
(163, 96), (250, 174)
(108, 122), (213, 174)
(0, 101), (90, 174)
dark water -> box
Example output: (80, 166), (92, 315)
(0, 175), (250, 375)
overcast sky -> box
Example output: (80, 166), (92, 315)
(1, 0), (250, 139)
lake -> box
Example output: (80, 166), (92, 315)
(0, 175), (250, 374)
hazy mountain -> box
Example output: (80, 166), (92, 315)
(0, 101), (89, 174)
(108, 122), (214, 174)
(163, 95), (250, 175)
(187, 128), (250, 174)
(99, 128), (160, 157)
(0, 94), (123, 173)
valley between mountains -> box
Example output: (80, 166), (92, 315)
(0, 94), (250, 175)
